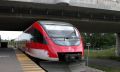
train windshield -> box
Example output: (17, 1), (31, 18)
(43, 24), (80, 46)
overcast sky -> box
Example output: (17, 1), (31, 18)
(0, 31), (23, 40)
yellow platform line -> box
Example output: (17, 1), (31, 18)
(16, 50), (45, 72)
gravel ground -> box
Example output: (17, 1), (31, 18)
(76, 66), (104, 72)
(89, 59), (120, 68)
(39, 60), (105, 72)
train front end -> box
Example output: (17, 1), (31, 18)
(40, 21), (84, 62)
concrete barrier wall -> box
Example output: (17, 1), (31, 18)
(7, 0), (120, 11)
(70, 0), (97, 4)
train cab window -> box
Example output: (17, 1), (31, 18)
(43, 24), (80, 46)
(31, 29), (46, 44)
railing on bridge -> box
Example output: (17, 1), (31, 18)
(1, 0), (120, 22)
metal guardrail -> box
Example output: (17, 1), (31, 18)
(1, 0), (120, 22)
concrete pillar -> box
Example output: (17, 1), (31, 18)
(116, 33), (120, 56)
(0, 35), (1, 47)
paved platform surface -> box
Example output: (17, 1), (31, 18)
(0, 48), (23, 72)
(16, 49), (45, 72)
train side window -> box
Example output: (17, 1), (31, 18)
(32, 29), (46, 44)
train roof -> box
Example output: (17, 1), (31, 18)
(38, 21), (73, 26)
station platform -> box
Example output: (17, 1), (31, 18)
(0, 48), (45, 72)
(0, 48), (104, 72)
(16, 49), (45, 72)
(0, 48), (22, 72)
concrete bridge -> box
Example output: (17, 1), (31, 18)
(1, 0), (120, 55)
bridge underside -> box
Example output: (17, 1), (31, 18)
(1, 15), (120, 33)
(0, 1), (120, 33)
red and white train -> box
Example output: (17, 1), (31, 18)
(15, 21), (84, 61)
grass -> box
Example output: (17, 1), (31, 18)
(84, 48), (120, 72)
(84, 48), (120, 61)
(90, 65), (120, 72)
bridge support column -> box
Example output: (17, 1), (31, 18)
(116, 33), (120, 56)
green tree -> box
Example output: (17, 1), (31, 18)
(82, 33), (115, 49)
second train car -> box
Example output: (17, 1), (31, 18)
(15, 21), (84, 61)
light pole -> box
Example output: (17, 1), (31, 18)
(86, 43), (91, 66)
